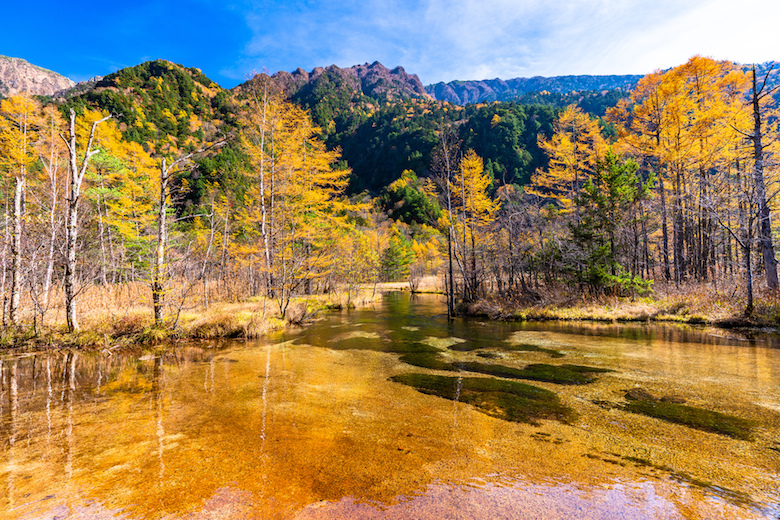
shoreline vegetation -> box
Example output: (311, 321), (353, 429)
(1, 276), (778, 353)
(459, 281), (780, 330)
(0, 281), (392, 352)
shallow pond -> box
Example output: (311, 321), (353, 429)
(1, 293), (779, 519)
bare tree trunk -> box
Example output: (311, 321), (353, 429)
(750, 66), (779, 291)
(432, 123), (460, 318)
(659, 175), (671, 281)
(152, 159), (170, 325)
(9, 106), (30, 325)
(219, 202), (230, 292)
(9, 174), (24, 325)
(1, 192), (9, 327)
(44, 165), (58, 318)
(254, 81), (274, 296)
(201, 199), (218, 309)
(447, 228), (454, 317)
(152, 142), (225, 325)
(64, 159), (81, 331)
(673, 169), (686, 283)
(61, 108), (110, 332)
(744, 217), (755, 317)
(96, 192), (109, 286)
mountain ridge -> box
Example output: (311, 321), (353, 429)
(425, 74), (644, 105)
(0, 55), (75, 97)
(5, 54), (780, 107)
(265, 61), (430, 101)
(424, 61), (780, 104)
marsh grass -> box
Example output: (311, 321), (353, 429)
(467, 280), (780, 326)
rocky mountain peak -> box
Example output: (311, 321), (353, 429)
(265, 61), (430, 102)
(0, 55), (75, 97)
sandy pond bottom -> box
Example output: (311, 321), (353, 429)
(1, 294), (779, 519)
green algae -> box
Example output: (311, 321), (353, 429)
(391, 373), (576, 424)
(559, 364), (613, 374)
(455, 362), (598, 385)
(420, 336), (467, 349)
(624, 400), (756, 440)
(330, 337), (440, 353)
(399, 352), (457, 371)
(499, 343), (565, 358)
(447, 340), (496, 352)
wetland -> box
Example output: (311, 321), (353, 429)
(1, 293), (779, 519)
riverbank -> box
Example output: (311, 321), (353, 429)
(2, 278), (777, 352)
(0, 283), (394, 352)
(459, 281), (780, 330)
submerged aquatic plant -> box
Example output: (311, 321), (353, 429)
(391, 373), (576, 424)
(399, 352), (457, 371)
(499, 343), (565, 358)
(624, 400), (755, 440)
(455, 362), (601, 385)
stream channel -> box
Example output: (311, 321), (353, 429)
(1, 292), (779, 519)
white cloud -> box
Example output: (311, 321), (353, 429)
(228, 0), (780, 85)
(624, 0), (780, 70)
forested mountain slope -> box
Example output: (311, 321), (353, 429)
(57, 60), (573, 198)
(28, 56), (780, 204)
(65, 60), (232, 153)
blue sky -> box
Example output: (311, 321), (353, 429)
(4, 0), (780, 88)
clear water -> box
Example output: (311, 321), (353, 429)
(1, 293), (779, 519)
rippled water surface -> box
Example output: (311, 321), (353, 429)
(1, 293), (779, 519)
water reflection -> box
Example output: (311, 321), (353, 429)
(0, 294), (778, 519)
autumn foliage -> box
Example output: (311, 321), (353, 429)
(1, 55), (779, 338)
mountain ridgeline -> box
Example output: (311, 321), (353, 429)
(425, 74), (643, 105)
(272, 61), (430, 101)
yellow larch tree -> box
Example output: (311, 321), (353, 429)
(609, 56), (752, 283)
(608, 70), (681, 280)
(271, 102), (354, 315)
(82, 113), (155, 285)
(0, 94), (40, 324)
(98, 139), (158, 281)
(527, 104), (607, 215)
(449, 149), (499, 301)
(32, 105), (68, 321)
(238, 80), (360, 317)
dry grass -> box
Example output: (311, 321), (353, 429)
(466, 279), (780, 327)
(375, 275), (443, 294)
(180, 301), (286, 339)
(1, 280), (393, 350)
